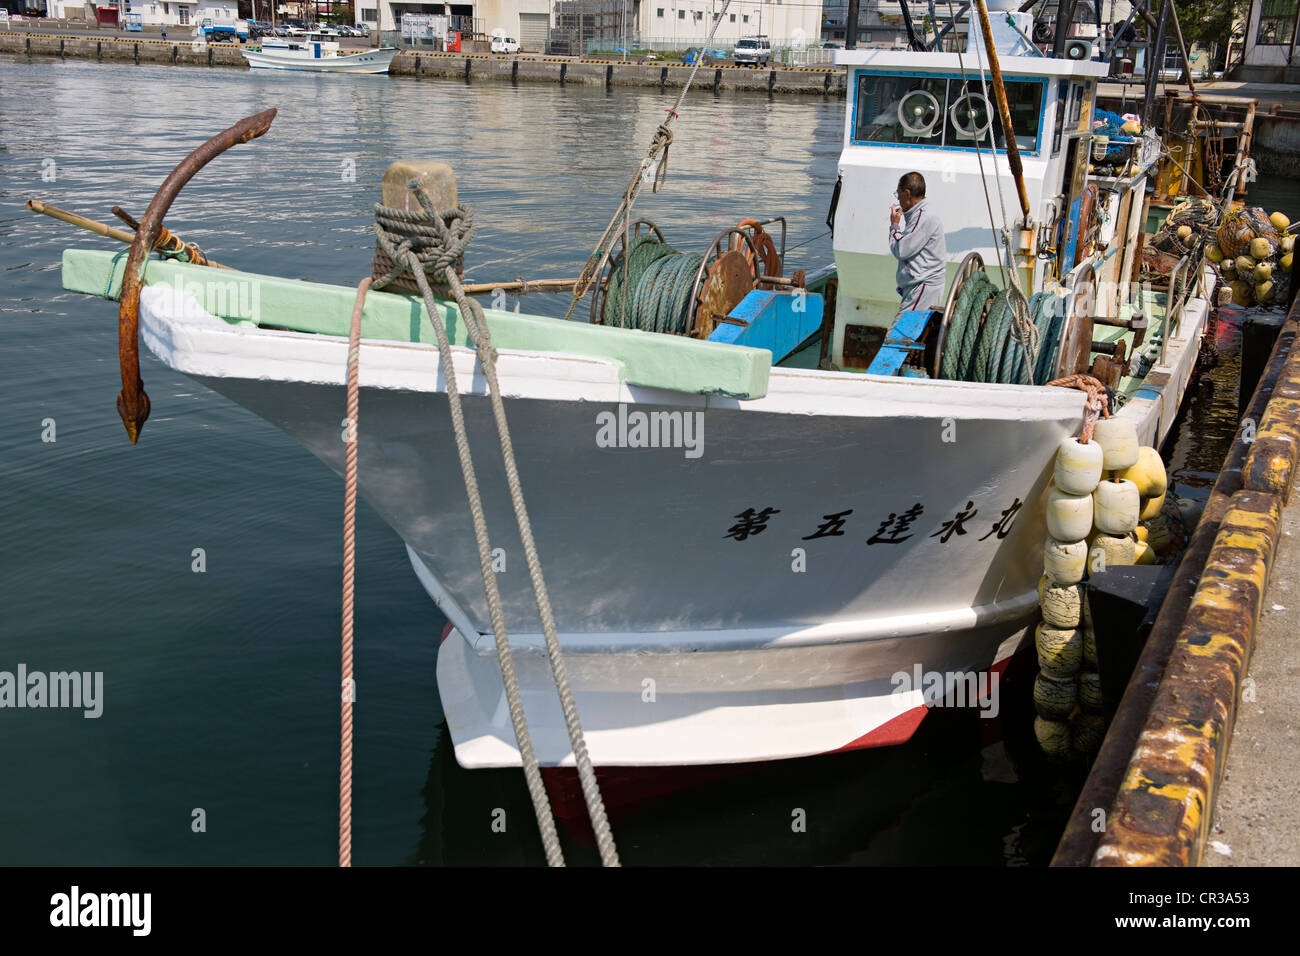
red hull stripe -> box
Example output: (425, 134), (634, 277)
(828, 704), (929, 754)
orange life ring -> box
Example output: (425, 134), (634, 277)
(735, 218), (781, 278)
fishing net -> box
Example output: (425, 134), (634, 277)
(1167, 198), (1221, 230)
(1150, 198), (1220, 259)
(1217, 206), (1280, 259)
(1141, 245), (1183, 280)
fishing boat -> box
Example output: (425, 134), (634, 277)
(47, 2), (1264, 786)
(242, 34), (396, 74)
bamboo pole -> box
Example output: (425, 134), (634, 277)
(27, 199), (137, 245)
(973, 0), (1031, 222)
(458, 276), (606, 295)
(31, 198), (607, 296)
(26, 199), (232, 269)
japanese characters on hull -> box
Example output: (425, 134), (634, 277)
(723, 499), (1025, 545)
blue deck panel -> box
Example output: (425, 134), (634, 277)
(866, 308), (932, 377)
(708, 289), (824, 365)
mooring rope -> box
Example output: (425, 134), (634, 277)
(371, 185), (619, 867)
(1044, 373), (1111, 443)
(339, 276), (370, 869)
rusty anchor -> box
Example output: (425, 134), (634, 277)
(116, 107), (277, 444)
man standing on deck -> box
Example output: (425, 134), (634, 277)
(889, 172), (947, 319)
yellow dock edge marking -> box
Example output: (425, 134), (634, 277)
(1095, 487), (1284, 867)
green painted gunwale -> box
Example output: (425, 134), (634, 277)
(62, 248), (773, 400)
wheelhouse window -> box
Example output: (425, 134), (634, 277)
(852, 71), (1044, 155)
(1257, 0), (1298, 44)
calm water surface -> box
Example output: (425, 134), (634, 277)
(0, 54), (1291, 865)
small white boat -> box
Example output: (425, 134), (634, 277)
(242, 34), (396, 74)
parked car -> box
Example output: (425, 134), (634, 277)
(354, 23), (370, 37)
(491, 35), (521, 54)
(733, 36), (771, 67)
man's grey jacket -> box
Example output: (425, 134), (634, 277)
(888, 198), (948, 312)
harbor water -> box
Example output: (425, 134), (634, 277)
(1, 53), (1294, 865)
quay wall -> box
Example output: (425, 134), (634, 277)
(1053, 298), (1300, 867)
(6, 30), (1298, 174)
(0, 31), (849, 97)
(1253, 110), (1300, 179)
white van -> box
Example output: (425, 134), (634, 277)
(733, 37), (771, 67)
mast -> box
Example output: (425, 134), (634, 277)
(1051, 0), (1074, 56)
(845, 0), (860, 50)
(973, 0), (1031, 222)
(1142, 0), (1168, 131)
(1165, 0), (1198, 96)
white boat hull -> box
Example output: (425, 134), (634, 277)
(132, 281), (1208, 767)
(241, 47), (396, 74)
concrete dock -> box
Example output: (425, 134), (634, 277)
(1203, 499), (1300, 867)
(1054, 293), (1300, 867)
(0, 30), (845, 95)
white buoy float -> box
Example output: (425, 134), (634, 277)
(1045, 484), (1094, 541)
(1032, 400), (1174, 758)
(1054, 437), (1104, 495)
(1093, 478), (1141, 534)
(1092, 417), (1140, 471)
(1044, 537), (1089, 585)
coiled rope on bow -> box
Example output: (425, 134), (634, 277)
(371, 184), (620, 867)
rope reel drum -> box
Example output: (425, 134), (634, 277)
(592, 217), (793, 338)
(936, 259), (1142, 389)
(1056, 263), (1147, 391)
(935, 251), (986, 377)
